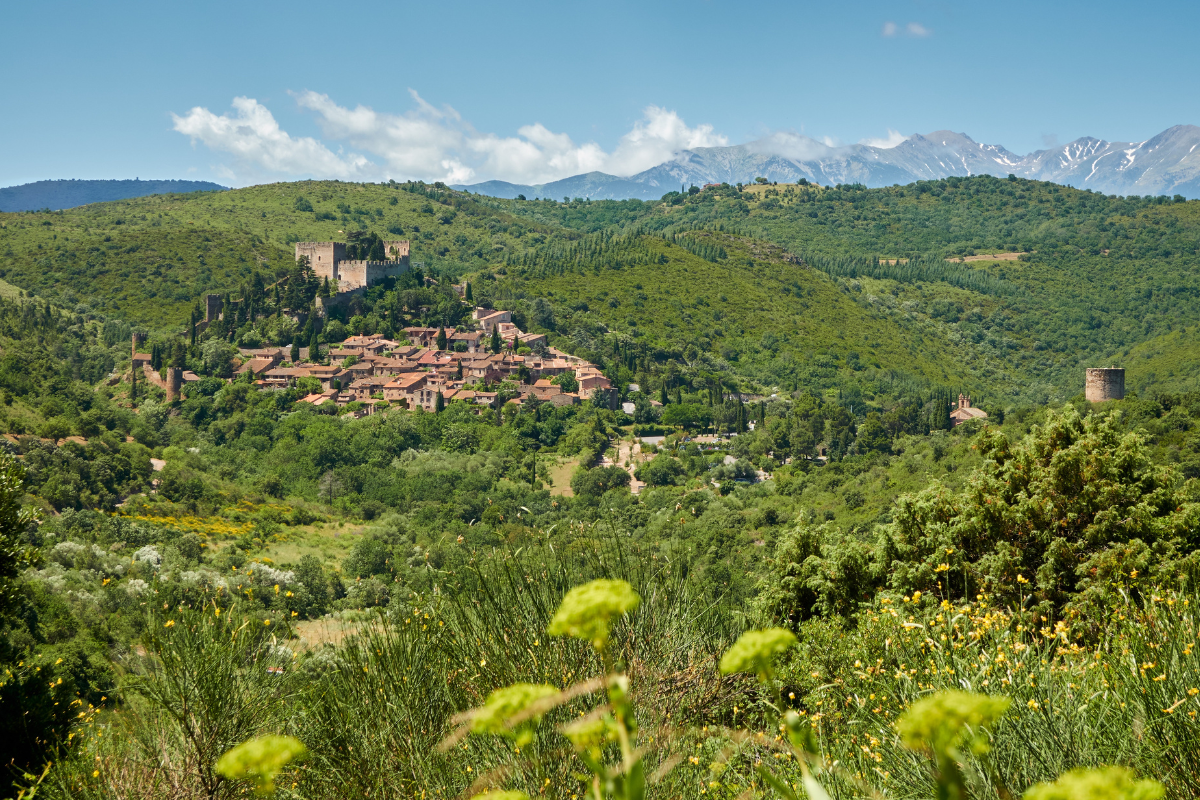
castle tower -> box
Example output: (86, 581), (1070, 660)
(165, 367), (183, 403)
(204, 293), (223, 323)
(1085, 368), (1125, 402)
(132, 332), (146, 358)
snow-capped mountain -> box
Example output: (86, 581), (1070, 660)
(455, 125), (1200, 200)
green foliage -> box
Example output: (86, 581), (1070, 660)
(547, 578), (640, 651)
(469, 683), (560, 745)
(765, 405), (1200, 624)
(216, 735), (307, 796)
(1023, 768), (1165, 800)
(718, 627), (796, 682)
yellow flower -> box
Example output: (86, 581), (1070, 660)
(164, 620), (175, 628)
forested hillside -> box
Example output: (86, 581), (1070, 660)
(1, 178), (1199, 799)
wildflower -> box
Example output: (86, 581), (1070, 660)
(561, 713), (620, 760)
(164, 620), (175, 628)
(216, 735), (307, 796)
(470, 683), (560, 746)
(548, 579), (640, 651)
(1023, 767), (1162, 800)
(1027, 699), (1040, 710)
(720, 628), (797, 683)
(898, 690), (1010, 761)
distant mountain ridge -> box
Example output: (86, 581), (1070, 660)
(0, 179), (227, 212)
(455, 125), (1200, 200)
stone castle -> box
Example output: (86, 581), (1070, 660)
(295, 240), (410, 292)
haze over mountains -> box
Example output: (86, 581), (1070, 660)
(457, 124), (1200, 201)
(0, 179), (226, 212)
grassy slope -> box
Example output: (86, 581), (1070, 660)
(494, 179), (1200, 400)
(1123, 326), (1200, 394)
(3, 177), (1197, 401)
(493, 230), (994, 394)
(0, 182), (558, 328)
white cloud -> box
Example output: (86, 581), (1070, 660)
(174, 94), (728, 186)
(859, 129), (908, 149)
(747, 132), (836, 161)
(605, 106), (728, 175)
(882, 20), (931, 38)
(171, 97), (371, 180)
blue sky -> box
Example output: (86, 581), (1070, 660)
(2, 0), (1197, 187)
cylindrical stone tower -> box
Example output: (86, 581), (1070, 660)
(1085, 367), (1125, 402)
(132, 332), (147, 358)
(165, 367), (183, 403)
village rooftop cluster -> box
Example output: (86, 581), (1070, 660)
(233, 307), (612, 415)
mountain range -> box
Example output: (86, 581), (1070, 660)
(0, 178), (226, 212)
(456, 124), (1200, 201)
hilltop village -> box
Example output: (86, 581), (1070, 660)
(131, 238), (614, 417)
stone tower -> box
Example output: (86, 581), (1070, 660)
(132, 332), (146, 358)
(165, 367), (183, 403)
(204, 293), (223, 323)
(1085, 368), (1125, 402)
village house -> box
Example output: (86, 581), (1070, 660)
(474, 308), (511, 336)
(403, 327), (441, 348)
(236, 357), (279, 379)
(448, 330), (483, 352)
(950, 394), (988, 426)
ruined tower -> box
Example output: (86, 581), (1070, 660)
(165, 367), (183, 403)
(132, 332), (146, 358)
(1085, 368), (1125, 402)
(204, 293), (223, 323)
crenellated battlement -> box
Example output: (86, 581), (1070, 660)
(295, 240), (409, 292)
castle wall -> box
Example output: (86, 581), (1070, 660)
(383, 240), (410, 260)
(335, 260), (410, 291)
(1085, 368), (1125, 402)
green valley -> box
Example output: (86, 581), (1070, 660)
(0, 177), (1198, 800)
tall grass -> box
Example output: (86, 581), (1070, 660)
(34, 539), (1197, 799)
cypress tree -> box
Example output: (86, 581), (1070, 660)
(465, 282), (473, 302)
(309, 330), (319, 362)
(436, 326), (447, 351)
(290, 340), (301, 365)
(130, 361), (138, 406)
(490, 326), (501, 355)
(435, 391), (445, 413)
